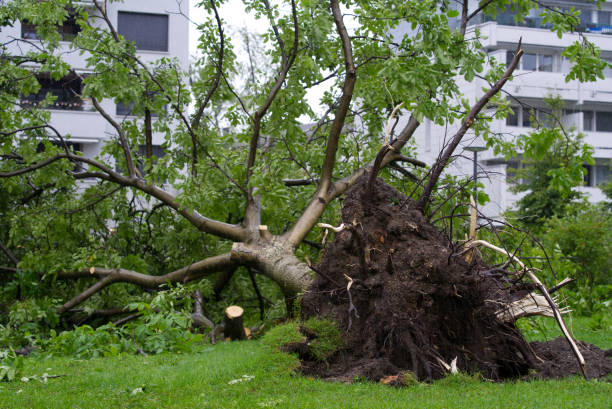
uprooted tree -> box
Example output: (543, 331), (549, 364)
(1, 0), (611, 380)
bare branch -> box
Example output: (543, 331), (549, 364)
(388, 163), (417, 181)
(93, 1), (120, 42)
(57, 252), (235, 312)
(0, 154), (69, 177)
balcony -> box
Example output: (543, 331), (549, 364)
(470, 4), (612, 35)
(21, 74), (86, 111)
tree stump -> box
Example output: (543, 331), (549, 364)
(224, 305), (246, 340)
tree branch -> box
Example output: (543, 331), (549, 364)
(285, 115), (420, 247)
(192, 0), (225, 131)
(416, 41), (523, 212)
(0, 240), (18, 265)
(57, 252), (235, 313)
(245, 0), (300, 215)
(318, 0), (357, 194)
(90, 96), (137, 179)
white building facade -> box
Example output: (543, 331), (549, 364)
(1, 0), (189, 176)
(413, 1), (612, 218)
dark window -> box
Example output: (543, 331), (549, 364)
(21, 74), (83, 110)
(506, 106), (518, 126)
(116, 93), (164, 117)
(21, 13), (80, 41)
(522, 53), (537, 71)
(583, 165), (593, 186)
(523, 108), (534, 127)
(596, 111), (612, 132)
(583, 111), (594, 131)
(595, 164), (612, 186)
(116, 101), (134, 116)
(506, 161), (519, 184)
(506, 51), (515, 68)
(118, 12), (168, 51)
(577, 7), (594, 28)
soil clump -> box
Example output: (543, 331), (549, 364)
(297, 175), (612, 382)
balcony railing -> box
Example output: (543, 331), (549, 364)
(470, 8), (612, 35)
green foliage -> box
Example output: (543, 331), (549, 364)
(0, 349), (23, 382)
(43, 285), (204, 358)
(0, 297), (60, 348)
(503, 98), (593, 228)
(542, 205), (612, 294)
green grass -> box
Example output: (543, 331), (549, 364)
(0, 315), (610, 409)
(518, 314), (612, 349)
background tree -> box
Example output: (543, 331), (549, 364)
(504, 97), (594, 228)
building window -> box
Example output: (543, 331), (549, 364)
(594, 163), (612, 186)
(118, 12), (168, 52)
(21, 13), (81, 41)
(598, 11), (611, 25)
(505, 105), (560, 128)
(21, 74), (84, 111)
(583, 111), (594, 131)
(506, 106), (518, 126)
(523, 53), (537, 71)
(116, 101), (134, 116)
(538, 54), (553, 72)
(116, 92), (164, 117)
(507, 51), (555, 71)
(583, 163), (612, 187)
(596, 111), (612, 132)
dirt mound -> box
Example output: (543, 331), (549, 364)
(299, 175), (611, 382)
(529, 338), (612, 379)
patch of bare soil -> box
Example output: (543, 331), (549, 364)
(529, 338), (612, 380)
(298, 175), (612, 383)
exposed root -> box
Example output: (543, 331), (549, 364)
(465, 239), (587, 379)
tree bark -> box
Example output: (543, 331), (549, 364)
(230, 238), (313, 298)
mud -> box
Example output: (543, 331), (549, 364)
(298, 175), (612, 382)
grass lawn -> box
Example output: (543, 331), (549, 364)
(1, 315), (610, 409)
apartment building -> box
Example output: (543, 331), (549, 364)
(1, 0), (189, 178)
(413, 1), (612, 218)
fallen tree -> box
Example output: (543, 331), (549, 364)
(1, 0), (610, 379)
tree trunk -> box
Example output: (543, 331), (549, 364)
(224, 305), (246, 340)
(231, 238), (313, 297)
